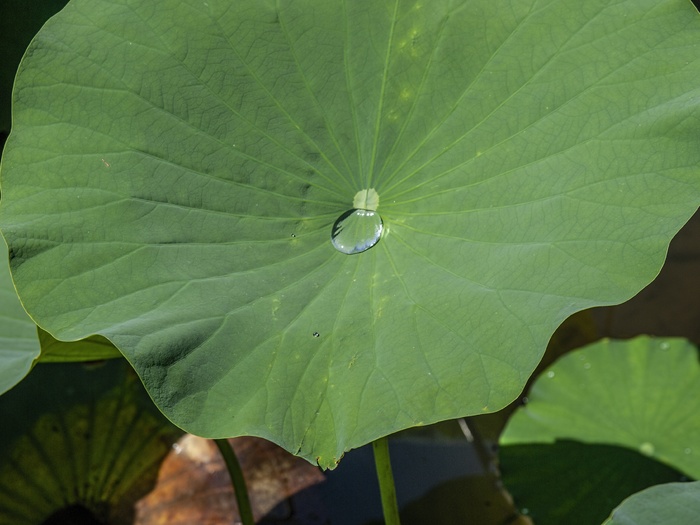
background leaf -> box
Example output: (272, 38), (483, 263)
(1, 0), (700, 466)
(0, 360), (180, 525)
(36, 328), (121, 362)
(500, 337), (700, 524)
(0, 237), (39, 395)
(501, 337), (700, 477)
(603, 481), (700, 525)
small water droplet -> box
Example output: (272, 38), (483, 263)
(313, 332), (320, 338)
(639, 442), (655, 456)
(546, 371), (555, 379)
(583, 362), (591, 369)
(685, 448), (692, 455)
(521, 508), (529, 515)
(290, 233), (296, 238)
(331, 209), (383, 254)
(660, 342), (670, 350)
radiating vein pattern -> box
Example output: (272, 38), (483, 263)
(1, 0), (699, 468)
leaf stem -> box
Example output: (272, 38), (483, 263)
(373, 436), (401, 525)
(214, 438), (255, 525)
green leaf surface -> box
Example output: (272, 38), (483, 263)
(1, 0), (700, 466)
(500, 337), (700, 478)
(604, 481), (700, 525)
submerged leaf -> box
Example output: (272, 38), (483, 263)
(0, 361), (180, 524)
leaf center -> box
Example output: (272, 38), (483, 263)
(352, 188), (380, 211)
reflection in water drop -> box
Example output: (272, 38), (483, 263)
(353, 188), (380, 210)
(331, 209), (383, 255)
(313, 332), (320, 338)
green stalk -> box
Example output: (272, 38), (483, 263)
(373, 436), (401, 525)
(214, 438), (255, 525)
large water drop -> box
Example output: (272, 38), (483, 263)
(331, 208), (383, 255)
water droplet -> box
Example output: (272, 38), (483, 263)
(583, 362), (591, 369)
(290, 233), (296, 238)
(660, 342), (670, 350)
(521, 508), (530, 515)
(313, 332), (320, 338)
(546, 371), (555, 379)
(331, 209), (383, 255)
(685, 448), (692, 455)
(639, 442), (655, 456)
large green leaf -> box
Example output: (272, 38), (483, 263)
(604, 482), (700, 525)
(1, 0), (699, 466)
(500, 337), (700, 523)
